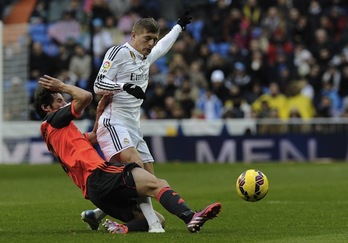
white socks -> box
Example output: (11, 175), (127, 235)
(136, 197), (165, 233)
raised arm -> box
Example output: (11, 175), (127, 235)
(38, 75), (92, 115)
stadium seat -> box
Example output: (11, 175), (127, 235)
(154, 57), (168, 73)
(43, 42), (59, 56)
(29, 23), (46, 35)
(186, 20), (204, 42)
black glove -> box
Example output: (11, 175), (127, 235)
(177, 9), (192, 31)
(123, 83), (146, 100)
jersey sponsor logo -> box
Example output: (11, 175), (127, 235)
(130, 73), (148, 81)
(102, 61), (111, 69)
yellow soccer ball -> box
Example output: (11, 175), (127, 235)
(236, 169), (269, 202)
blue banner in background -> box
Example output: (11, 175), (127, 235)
(144, 134), (348, 163)
(2, 134), (348, 163)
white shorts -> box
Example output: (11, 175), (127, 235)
(97, 117), (154, 163)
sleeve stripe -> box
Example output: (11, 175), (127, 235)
(96, 80), (115, 89)
(95, 83), (114, 91)
(108, 45), (125, 61)
(95, 82), (122, 92)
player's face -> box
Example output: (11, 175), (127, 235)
(49, 93), (67, 111)
(132, 30), (159, 56)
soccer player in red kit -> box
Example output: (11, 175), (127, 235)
(34, 75), (221, 234)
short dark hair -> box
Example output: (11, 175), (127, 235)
(132, 17), (159, 34)
(33, 85), (56, 119)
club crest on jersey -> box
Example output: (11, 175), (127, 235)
(129, 51), (136, 64)
(124, 138), (130, 144)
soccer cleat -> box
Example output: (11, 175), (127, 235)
(102, 219), (128, 234)
(187, 202), (222, 233)
(148, 220), (165, 233)
(81, 210), (101, 231)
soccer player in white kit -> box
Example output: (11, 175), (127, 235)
(81, 11), (192, 232)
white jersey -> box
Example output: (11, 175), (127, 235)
(94, 24), (182, 127)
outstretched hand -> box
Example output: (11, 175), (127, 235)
(177, 9), (192, 31)
(38, 75), (64, 91)
(123, 83), (147, 100)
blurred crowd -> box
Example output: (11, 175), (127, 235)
(6, 0), (348, 121)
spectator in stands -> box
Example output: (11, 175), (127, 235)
(148, 63), (167, 85)
(252, 82), (288, 119)
(23, 0), (348, 122)
(163, 71), (178, 97)
(107, 0), (132, 19)
(244, 82), (263, 105)
(30, 0), (47, 24)
(310, 28), (333, 68)
(188, 60), (208, 93)
(90, 0), (113, 24)
(195, 42), (212, 69)
(175, 77), (199, 118)
(298, 78), (314, 101)
(320, 81), (341, 117)
(164, 96), (185, 119)
(225, 41), (248, 70)
(51, 43), (73, 75)
(168, 53), (189, 86)
(261, 6), (284, 34)
(229, 62), (252, 97)
(291, 14), (312, 47)
(210, 69), (230, 104)
(129, 0), (160, 19)
(195, 88), (223, 120)
(201, 9), (225, 44)
(268, 50), (293, 92)
(117, 9), (141, 40)
(247, 49), (269, 87)
(29, 42), (53, 80)
(293, 42), (313, 70)
(242, 0), (263, 27)
(223, 85), (251, 119)
(316, 95), (333, 118)
(104, 15), (126, 46)
(47, 10), (81, 45)
(321, 64), (341, 91)
(338, 64), (348, 105)
(158, 0), (184, 22)
(287, 82), (316, 119)
(66, 0), (85, 22)
(267, 28), (294, 65)
(83, 18), (113, 67)
(223, 8), (243, 43)
(69, 44), (92, 89)
(307, 63), (323, 106)
(142, 84), (167, 119)
(205, 53), (229, 86)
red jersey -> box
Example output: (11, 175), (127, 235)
(40, 101), (105, 198)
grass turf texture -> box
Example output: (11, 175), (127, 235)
(0, 162), (348, 243)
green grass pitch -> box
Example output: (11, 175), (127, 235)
(1, 162), (348, 243)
